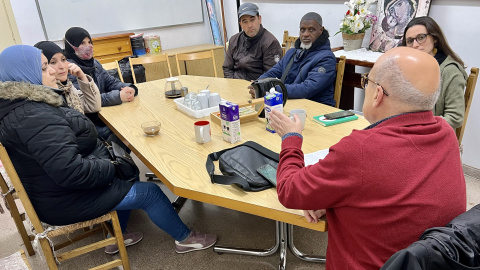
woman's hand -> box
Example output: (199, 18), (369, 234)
(120, 87), (135, 102)
(67, 63), (88, 82)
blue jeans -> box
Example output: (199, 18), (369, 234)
(112, 181), (191, 242)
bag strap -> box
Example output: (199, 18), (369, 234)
(206, 141), (279, 191)
(280, 53), (295, 83)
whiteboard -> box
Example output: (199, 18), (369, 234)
(36, 0), (204, 40)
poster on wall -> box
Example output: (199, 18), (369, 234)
(206, 0), (224, 46)
(369, 0), (432, 52)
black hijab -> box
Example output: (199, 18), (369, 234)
(64, 27), (95, 74)
(34, 41), (63, 62)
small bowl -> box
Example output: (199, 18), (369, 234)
(141, 121), (161, 136)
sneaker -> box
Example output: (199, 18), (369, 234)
(175, 230), (217, 254)
(105, 231), (144, 254)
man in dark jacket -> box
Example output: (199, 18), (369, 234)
(253, 12), (336, 106)
(381, 204), (480, 270)
(223, 3), (282, 81)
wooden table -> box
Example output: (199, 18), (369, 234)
(99, 75), (369, 268)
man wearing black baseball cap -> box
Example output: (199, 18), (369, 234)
(254, 12), (336, 106)
(223, 3), (282, 81)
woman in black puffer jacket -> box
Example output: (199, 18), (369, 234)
(0, 45), (216, 255)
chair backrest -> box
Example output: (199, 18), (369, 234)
(334, 56), (347, 109)
(102, 60), (124, 82)
(175, 50), (218, 77)
(129, 54), (172, 84)
(282, 30), (298, 56)
(456, 67), (479, 145)
(0, 143), (45, 235)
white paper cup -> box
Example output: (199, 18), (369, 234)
(209, 92), (221, 108)
(289, 109), (307, 130)
(200, 89), (210, 98)
(196, 93), (209, 109)
(194, 121), (211, 143)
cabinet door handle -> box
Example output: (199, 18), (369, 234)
(118, 46), (122, 51)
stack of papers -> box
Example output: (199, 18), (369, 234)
(334, 48), (383, 63)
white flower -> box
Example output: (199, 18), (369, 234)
(352, 20), (365, 33)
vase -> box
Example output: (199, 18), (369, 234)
(342, 32), (365, 51)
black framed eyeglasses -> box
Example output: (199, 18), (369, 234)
(361, 73), (390, 96)
(405, 33), (429, 46)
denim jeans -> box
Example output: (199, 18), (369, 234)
(112, 181), (191, 242)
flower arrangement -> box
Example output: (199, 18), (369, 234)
(337, 0), (377, 35)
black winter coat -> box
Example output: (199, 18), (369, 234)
(0, 82), (133, 225)
(381, 204), (480, 270)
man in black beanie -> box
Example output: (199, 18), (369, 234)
(253, 12), (336, 106)
(223, 3), (282, 81)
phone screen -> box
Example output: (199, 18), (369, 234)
(257, 164), (277, 186)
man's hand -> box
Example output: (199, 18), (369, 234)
(247, 81), (255, 98)
(120, 87), (135, 102)
(68, 63), (88, 82)
(303, 209), (326, 223)
(269, 109), (303, 137)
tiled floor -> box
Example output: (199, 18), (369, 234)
(0, 158), (478, 269)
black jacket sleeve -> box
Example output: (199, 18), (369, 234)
(17, 105), (116, 189)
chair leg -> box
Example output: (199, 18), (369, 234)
(4, 196), (35, 256)
(111, 211), (131, 270)
(39, 238), (58, 270)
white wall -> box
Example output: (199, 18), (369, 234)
(9, 0), (217, 50)
(225, 0), (480, 169)
(9, 0), (480, 168)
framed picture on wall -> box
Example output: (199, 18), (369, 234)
(369, 0), (432, 52)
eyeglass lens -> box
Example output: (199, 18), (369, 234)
(406, 33), (428, 46)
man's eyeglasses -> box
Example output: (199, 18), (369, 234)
(361, 73), (390, 96)
(405, 33), (429, 46)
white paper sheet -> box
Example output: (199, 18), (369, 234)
(333, 48), (383, 63)
(304, 148), (329, 166)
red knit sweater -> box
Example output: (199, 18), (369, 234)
(277, 111), (466, 270)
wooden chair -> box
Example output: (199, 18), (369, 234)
(102, 60), (124, 82)
(129, 54), (172, 84)
(0, 143), (130, 270)
(456, 67), (479, 146)
(282, 30), (298, 56)
(175, 50), (218, 77)
(0, 170), (35, 256)
(334, 56), (347, 108)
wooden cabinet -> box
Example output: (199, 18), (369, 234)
(92, 33), (134, 64)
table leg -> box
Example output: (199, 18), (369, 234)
(172, 196), (187, 213)
(213, 221), (280, 256)
(279, 222), (287, 270)
(287, 224), (326, 263)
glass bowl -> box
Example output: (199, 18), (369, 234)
(141, 121), (161, 136)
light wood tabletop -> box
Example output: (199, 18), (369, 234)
(99, 75), (370, 232)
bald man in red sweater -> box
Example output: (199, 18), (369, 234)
(269, 47), (466, 270)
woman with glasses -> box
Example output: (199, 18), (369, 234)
(402, 16), (467, 129)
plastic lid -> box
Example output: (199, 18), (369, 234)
(166, 77), (179, 82)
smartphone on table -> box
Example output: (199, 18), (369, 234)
(257, 163), (277, 186)
(324, 110), (355, 120)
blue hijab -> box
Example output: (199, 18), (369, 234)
(0, 45), (43, 85)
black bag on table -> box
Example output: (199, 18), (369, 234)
(206, 141), (279, 192)
(104, 140), (139, 182)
